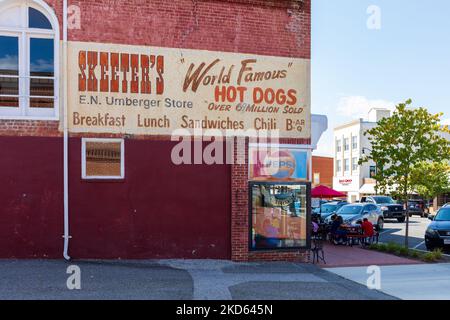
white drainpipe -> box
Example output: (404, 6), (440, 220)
(62, 0), (71, 261)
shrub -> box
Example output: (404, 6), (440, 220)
(386, 242), (401, 253)
(422, 252), (437, 262)
(397, 247), (410, 256)
(367, 242), (443, 263)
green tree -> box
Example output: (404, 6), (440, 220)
(360, 99), (450, 248)
(410, 161), (450, 209)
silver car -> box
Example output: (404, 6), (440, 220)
(325, 203), (385, 230)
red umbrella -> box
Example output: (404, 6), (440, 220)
(312, 185), (347, 215)
(312, 185), (346, 198)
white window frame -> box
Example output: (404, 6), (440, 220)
(336, 139), (342, 153)
(344, 138), (350, 152)
(352, 135), (358, 150)
(0, 0), (59, 120)
(344, 158), (350, 172)
(336, 160), (342, 173)
(82, 138), (125, 180)
(352, 157), (358, 171)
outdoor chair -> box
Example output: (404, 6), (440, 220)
(311, 235), (326, 264)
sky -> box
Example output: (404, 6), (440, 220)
(312, 0), (450, 156)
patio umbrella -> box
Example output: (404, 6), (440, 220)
(312, 185), (347, 214)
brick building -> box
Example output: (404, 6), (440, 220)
(0, 0), (312, 261)
(312, 156), (333, 188)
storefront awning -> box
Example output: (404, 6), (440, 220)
(359, 184), (376, 194)
(359, 183), (418, 195)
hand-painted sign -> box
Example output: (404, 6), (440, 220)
(249, 148), (308, 181)
(67, 41), (311, 138)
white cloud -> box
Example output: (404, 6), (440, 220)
(337, 96), (395, 120)
(0, 55), (18, 71)
(31, 59), (53, 72)
(442, 118), (450, 126)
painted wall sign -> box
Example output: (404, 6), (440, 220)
(67, 41), (311, 138)
(339, 179), (353, 185)
(249, 148), (308, 181)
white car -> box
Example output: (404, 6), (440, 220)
(325, 203), (385, 230)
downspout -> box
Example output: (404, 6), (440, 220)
(63, 0), (71, 261)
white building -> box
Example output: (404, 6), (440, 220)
(333, 108), (391, 203)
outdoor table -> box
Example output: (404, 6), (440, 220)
(341, 225), (364, 246)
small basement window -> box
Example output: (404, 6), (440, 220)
(82, 138), (124, 179)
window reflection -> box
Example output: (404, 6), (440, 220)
(29, 38), (54, 108)
(251, 184), (308, 250)
(0, 77), (18, 95)
(0, 96), (19, 108)
(0, 36), (19, 75)
(30, 78), (54, 96)
(85, 141), (123, 178)
(30, 97), (53, 108)
(28, 7), (52, 29)
(30, 38), (54, 77)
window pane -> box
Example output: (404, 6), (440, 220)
(30, 38), (54, 77)
(251, 184), (307, 250)
(0, 77), (19, 95)
(0, 36), (19, 76)
(0, 96), (19, 107)
(30, 97), (54, 108)
(85, 141), (123, 177)
(29, 7), (52, 29)
(30, 78), (54, 96)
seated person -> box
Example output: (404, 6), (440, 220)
(361, 218), (375, 244)
(330, 215), (348, 245)
(311, 217), (320, 236)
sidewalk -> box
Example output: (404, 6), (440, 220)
(328, 263), (450, 300)
(319, 243), (421, 268)
(0, 259), (395, 300)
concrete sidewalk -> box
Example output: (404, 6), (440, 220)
(328, 263), (450, 300)
(318, 243), (421, 268)
(0, 259), (395, 300)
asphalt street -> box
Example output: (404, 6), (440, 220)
(379, 216), (431, 251)
(0, 259), (395, 300)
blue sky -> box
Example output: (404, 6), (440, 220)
(312, 0), (450, 156)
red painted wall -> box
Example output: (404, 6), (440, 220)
(69, 138), (231, 259)
(0, 137), (231, 259)
(0, 137), (63, 258)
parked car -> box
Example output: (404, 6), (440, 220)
(360, 195), (406, 223)
(324, 203), (384, 230)
(312, 201), (348, 222)
(407, 199), (429, 218)
(425, 206), (450, 251)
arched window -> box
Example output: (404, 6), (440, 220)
(0, 0), (59, 119)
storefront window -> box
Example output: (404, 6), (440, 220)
(250, 183), (309, 250)
(0, 3), (58, 118)
(82, 138), (125, 179)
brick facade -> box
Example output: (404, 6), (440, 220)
(0, 0), (311, 262)
(312, 156), (334, 188)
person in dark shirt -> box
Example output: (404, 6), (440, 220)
(330, 215), (347, 245)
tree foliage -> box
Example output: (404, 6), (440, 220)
(410, 161), (450, 201)
(359, 99), (450, 247)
